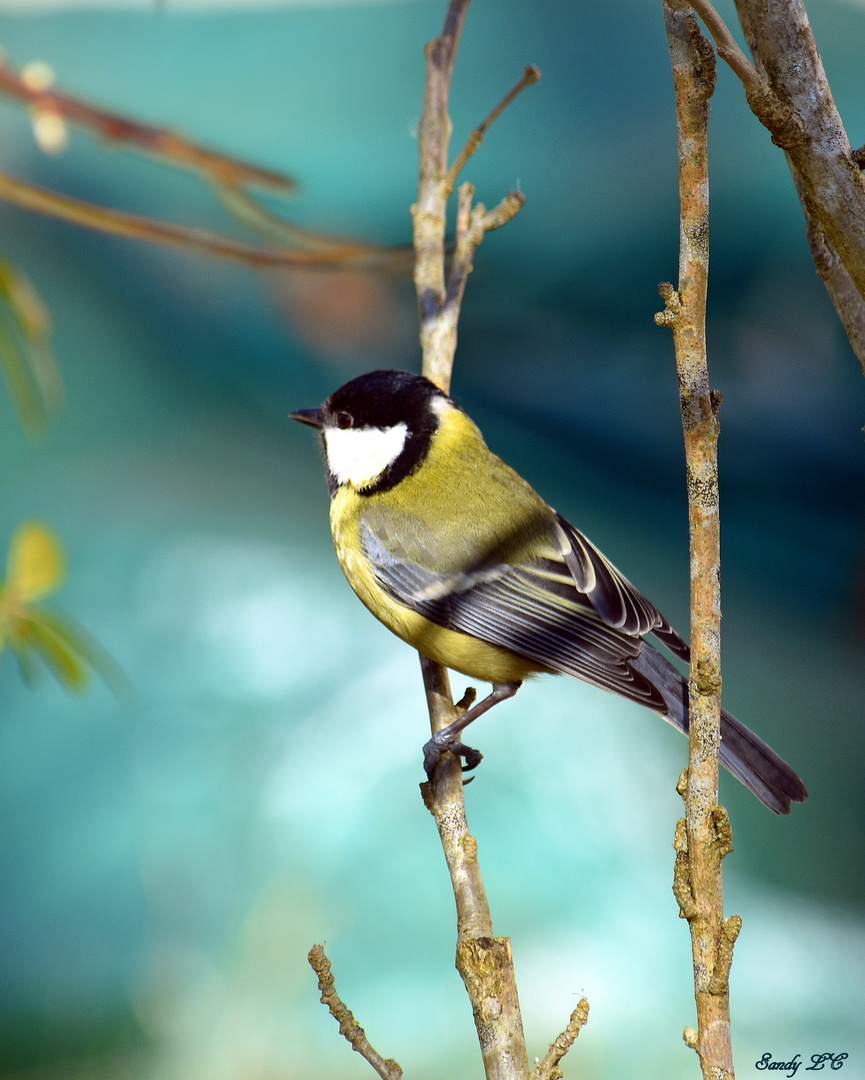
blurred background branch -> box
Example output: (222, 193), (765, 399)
(0, 170), (412, 271)
(0, 54), (412, 271)
(0, 54), (297, 190)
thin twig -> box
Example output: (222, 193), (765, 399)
(415, 172), (527, 391)
(446, 65), (540, 193)
(532, 998), (590, 1080)
(212, 182), (413, 270)
(0, 171), (409, 271)
(440, 183), (526, 344)
(657, 4), (740, 1079)
(455, 179), (474, 244)
(445, 187), (525, 312)
(0, 55), (294, 191)
(685, 0), (762, 95)
(307, 945), (403, 1080)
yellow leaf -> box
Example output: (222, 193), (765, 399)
(6, 521), (66, 601)
(0, 262), (62, 439)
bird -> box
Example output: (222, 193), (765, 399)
(291, 368), (807, 814)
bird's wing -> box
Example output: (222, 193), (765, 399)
(553, 514), (690, 661)
(360, 510), (671, 711)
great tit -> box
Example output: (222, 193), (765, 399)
(291, 369), (807, 814)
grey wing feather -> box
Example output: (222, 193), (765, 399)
(554, 514), (690, 661)
(362, 518), (669, 712)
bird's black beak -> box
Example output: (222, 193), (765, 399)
(290, 408), (322, 429)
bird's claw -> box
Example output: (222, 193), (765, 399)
(423, 731), (483, 780)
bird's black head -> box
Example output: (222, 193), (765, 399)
(323, 369), (446, 430)
(291, 370), (454, 496)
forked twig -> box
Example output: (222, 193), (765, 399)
(413, 20), (536, 389)
(685, 0), (762, 94)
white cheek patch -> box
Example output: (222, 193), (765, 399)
(324, 423), (409, 489)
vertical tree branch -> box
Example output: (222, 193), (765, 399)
(412, 4), (529, 394)
(789, 165), (865, 379)
(411, 4), (540, 1078)
(413, 0), (469, 391)
(657, 4), (740, 1079)
(731, 0), (865, 280)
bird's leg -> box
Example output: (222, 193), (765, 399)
(423, 681), (522, 779)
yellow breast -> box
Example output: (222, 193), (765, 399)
(329, 485), (544, 685)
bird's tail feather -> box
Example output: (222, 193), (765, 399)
(631, 643), (808, 815)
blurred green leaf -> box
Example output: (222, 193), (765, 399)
(0, 522), (126, 696)
(0, 260), (63, 439)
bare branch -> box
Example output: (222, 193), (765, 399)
(683, 1), (865, 373)
(658, 5), (741, 1078)
(411, 5), (540, 1078)
(412, 0), (471, 366)
(418, 657), (531, 1080)
(213, 183), (412, 269)
(307, 945), (403, 1080)
(787, 161), (865, 378)
(418, 657), (494, 940)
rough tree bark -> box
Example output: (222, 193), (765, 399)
(657, 5), (741, 1079)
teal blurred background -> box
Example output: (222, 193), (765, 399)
(0, 2), (863, 1078)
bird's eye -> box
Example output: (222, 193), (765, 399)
(335, 411), (353, 430)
